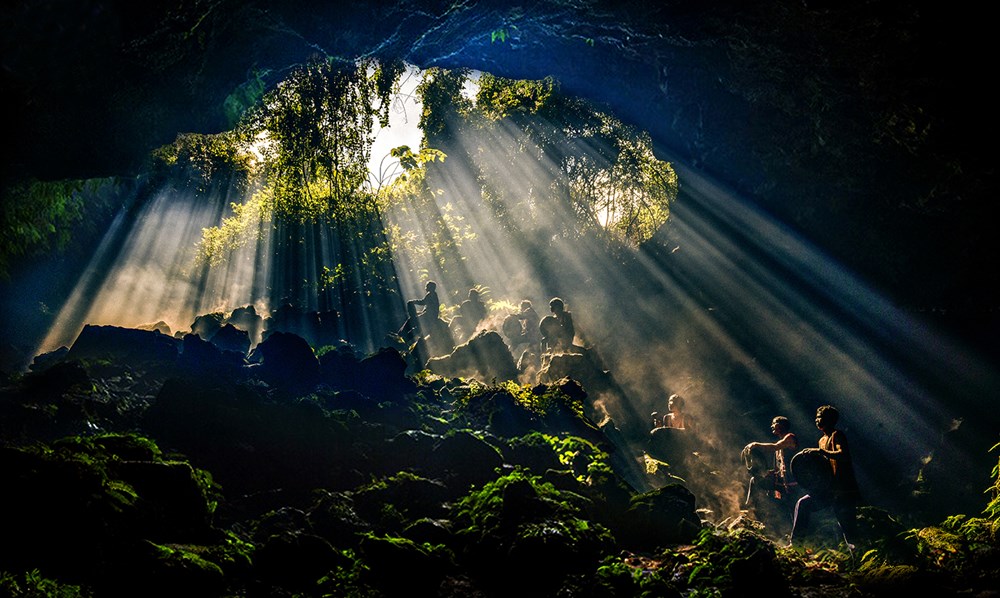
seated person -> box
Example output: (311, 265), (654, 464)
(458, 288), (488, 334)
(652, 393), (692, 430)
(539, 297), (578, 353)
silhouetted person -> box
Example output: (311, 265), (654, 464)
(398, 281), (440, 338)
(453, 287), (488, 340)
(516, 300), (540, 347)
(652, 393), (692, 430)
(539, 297), (576, 353)
(789, 405), (862, 549)
(648, 393), (696, 482)
(743, 415), (800, 535)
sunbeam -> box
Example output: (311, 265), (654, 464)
(30, 64), (999, 527)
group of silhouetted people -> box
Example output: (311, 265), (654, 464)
(742, 404), (862, 548)
(398, 281), (583, 357)
(647, 395), (862, 548)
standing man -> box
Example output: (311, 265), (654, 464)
(743, 416), (799, 535)
(398, 280), (440, 338)
(789, 405), (862, 549)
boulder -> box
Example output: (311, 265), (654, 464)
(68, 324), (180, 366)
(425, 330), (518, 382)
(249, 331), (320, 393)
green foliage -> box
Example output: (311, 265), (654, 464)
(452, 467), (600, 537)
(223, 68), (270, 127)
(415, 67), (473, 145)
(40, 433), (222, 515)
(476, 72), (555, 120)
(315, 548), (378, 598)
(463, 71), (678, 247)
(0, 569), (91, 598)
(0, 178), (102, 279)
(985, 439), (1000, 524)
(454, 379), (584, 420)
(388, 145), (446, 176)
(679, 527), (786, 594)
(242, 56), (396, 208)
(197, 57), (406, 304)
(196, 188), (272, 265)
(145, 541), (225, 577)
(151, 131), (253, 196)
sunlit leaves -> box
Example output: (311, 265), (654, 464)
(196, 189), (272, 265)
(476, 73), (555, 120)
(576, 133), (678, 245)
(441, 69), (677, 247)
(236, 56), (402, 218)
(416, 67), (473, 145)
(195, 57), (408, 300)
(151, 131), (253, 196)
(390, 145), (447, 174)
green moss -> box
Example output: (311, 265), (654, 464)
(0, 570), (92, 598)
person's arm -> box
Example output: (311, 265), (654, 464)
(747, 433), (796, 451)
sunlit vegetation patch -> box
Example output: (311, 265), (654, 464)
(0, 569), (92, 598)
(165, 58), (678, 307)
(470, 71), (678, 246)
(150, 131), (254, 196)
(451, 467), (617, 589)
(452, 379), (585, 421)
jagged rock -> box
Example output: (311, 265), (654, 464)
(114, 459), (219, 542)
(617, 484), (702, 550)
(28, 346), (69, 372)
(429, 430), (504, 490)
(210, 323), (251, 355)
(190, 312), (226, 341)
(137, 320), (172, 336)
(351, 473), (452, 530)
(68, 324), (180, 365)
(318, 343), (362, 390)
(425, 330), (518, 382)
(358, 533), (456, 596)
(178, 333), (246, 379)
(249, 331), (320, 393)
(537, 350), (612, 392)
(254, 531), (344, 591)
(356, 346), (416, 401)
(306, 491), (371, 546)
(227, 305), (264, 345)
(380, 429), (442, 474)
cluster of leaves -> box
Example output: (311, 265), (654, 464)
(452, 466), (614, 544)
(150, 131), (253, 196)
(37, 433), (221, 514)
(190, 57), (410, 309)
(452, 379), (583, 420)
(0, 178), (114, 280)
(172, 61), (678, 316)
(0, 569), (91, 598)
(880, 442), (1000, 584)
(239, 56), (401, 217)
